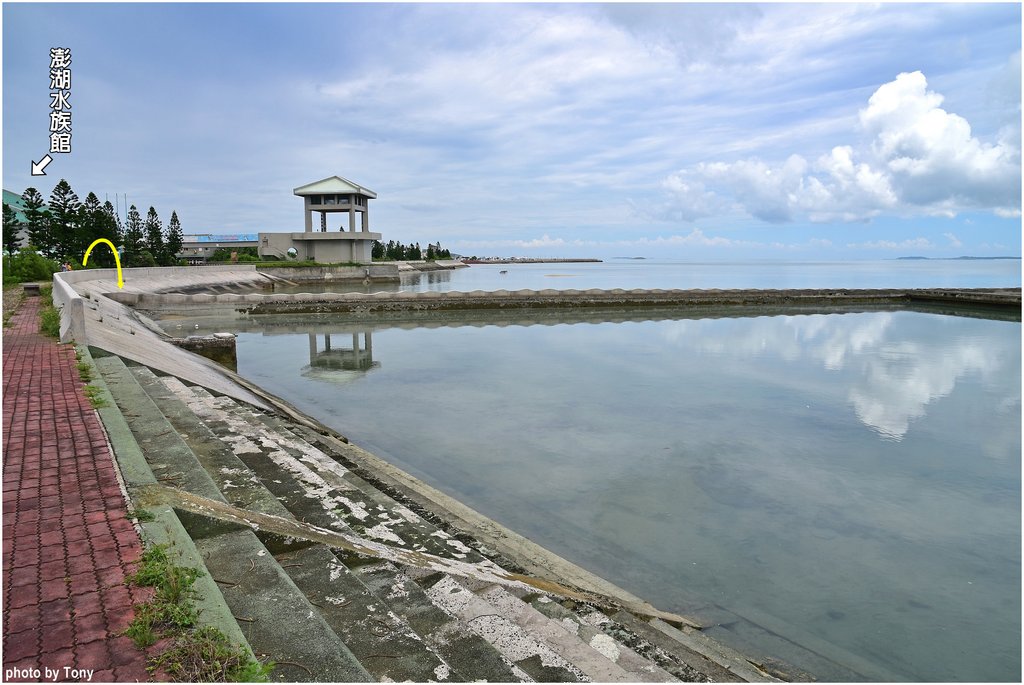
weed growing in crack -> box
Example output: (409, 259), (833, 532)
(123, 544), (271, 682)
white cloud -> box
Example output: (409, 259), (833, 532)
(943, 232), (963, 248)
(861, 71), (1020, 212)
(660, 71), (1021, 224)
(846, 237), (934, 250)
(459, 234), (585, 250)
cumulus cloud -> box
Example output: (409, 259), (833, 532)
(661, 71), (1021, 223)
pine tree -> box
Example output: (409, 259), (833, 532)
(21, 187), (50, 253)
(165, 211), (183, 266)
(77, 192), (102, 260)
(102, 201), (123, 247)
(76, 193), (121, 267)
(144, 206), (164, 264)
(48, 179), (81, 259)
(372, 240), (384, 260)
(123, 205), (145, 266)
(3, 203), (22, 253)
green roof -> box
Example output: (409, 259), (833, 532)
(3, 189), (45, 224)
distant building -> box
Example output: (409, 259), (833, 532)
(178, 233), (260, 265)
(3, 189), (38, 248)
(259, 176), (382, 263)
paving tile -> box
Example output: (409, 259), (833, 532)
(39, 578), (71, 603)
(3, 628), (41, 662)
(72, 640), (110, 671)
(73, 610), (110, 646)
(67, 572), (100, 597)
(113, 661), (151, 682)
(40, 621), (75, 653)
(70, 591), (104, 619)
(42, 647), (76, 674)
(5, 603), (41, 633)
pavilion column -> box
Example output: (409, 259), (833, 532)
(363, 208), (369, 232)
(349, 207), (356, 232)
(304, 208), (312, 232)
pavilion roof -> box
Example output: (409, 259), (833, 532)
(293, 176), (377, 199)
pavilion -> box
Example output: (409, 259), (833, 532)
(259, 176), (382, 263)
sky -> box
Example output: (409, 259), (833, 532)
(2, 2), (1021, 260)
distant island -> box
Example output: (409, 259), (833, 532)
(897, 256), (1021, 260)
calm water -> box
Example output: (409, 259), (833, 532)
(217, 306), (1021, 682)
(267, 258), (1021, 294)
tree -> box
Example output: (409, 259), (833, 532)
(21, 188), (50, 254)
(102, 201), (123, 247)
(122, 205), (145, 266)
(208, 246), (259, 262)
(409, 242), (422, 260)
(426, 243), (436, 260)
(165, 211), (184, 265)
(77, 193), (120, 267)
(3, 203), (22, 253)
(372, 239), (384, 260)
(48, 179), (81, 259)
(144, 206), (164, 264)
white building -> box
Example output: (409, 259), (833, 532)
(259, 176), (382, 263)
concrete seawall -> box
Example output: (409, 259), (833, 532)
(107, 284), (1021, 317)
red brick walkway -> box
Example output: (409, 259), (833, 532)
(3, 296), (151, 682)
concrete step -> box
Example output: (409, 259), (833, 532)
(168, 382), (540, 675)
(93, 356), (226, 503)
(190, 526), (372, 682)
(350, 558), (530, 683)
(241, 407), (491, 561)
(524, 595), (678, 682)
(421, 573), (588, 682)
(471, 583), (639, 683)
(276, 544), (455, 682)
(150, 375), (472, 682)
(185, 387), (494, 563)
(128, 368), (292, 518)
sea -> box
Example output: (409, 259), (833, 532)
(184, 259), (1021, 682)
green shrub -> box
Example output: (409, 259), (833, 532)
(4, 247), (60, 283)
(39, 303), (61, 338)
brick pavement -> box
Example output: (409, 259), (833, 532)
(3, 296), (152, 682)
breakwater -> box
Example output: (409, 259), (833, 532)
(107, 285), (1021, 318)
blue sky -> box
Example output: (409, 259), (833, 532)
(3, 3), (1021, 259)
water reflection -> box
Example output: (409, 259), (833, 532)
(660, 312), (1016, 440)
(302, 331), (379, 384)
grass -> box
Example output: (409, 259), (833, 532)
(124, 544), (272, 682)
(83, 384), (109, 408)
(3, 283), (26, 327)
(126, 508), (156, 522)
(36, 283), (62, 338)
